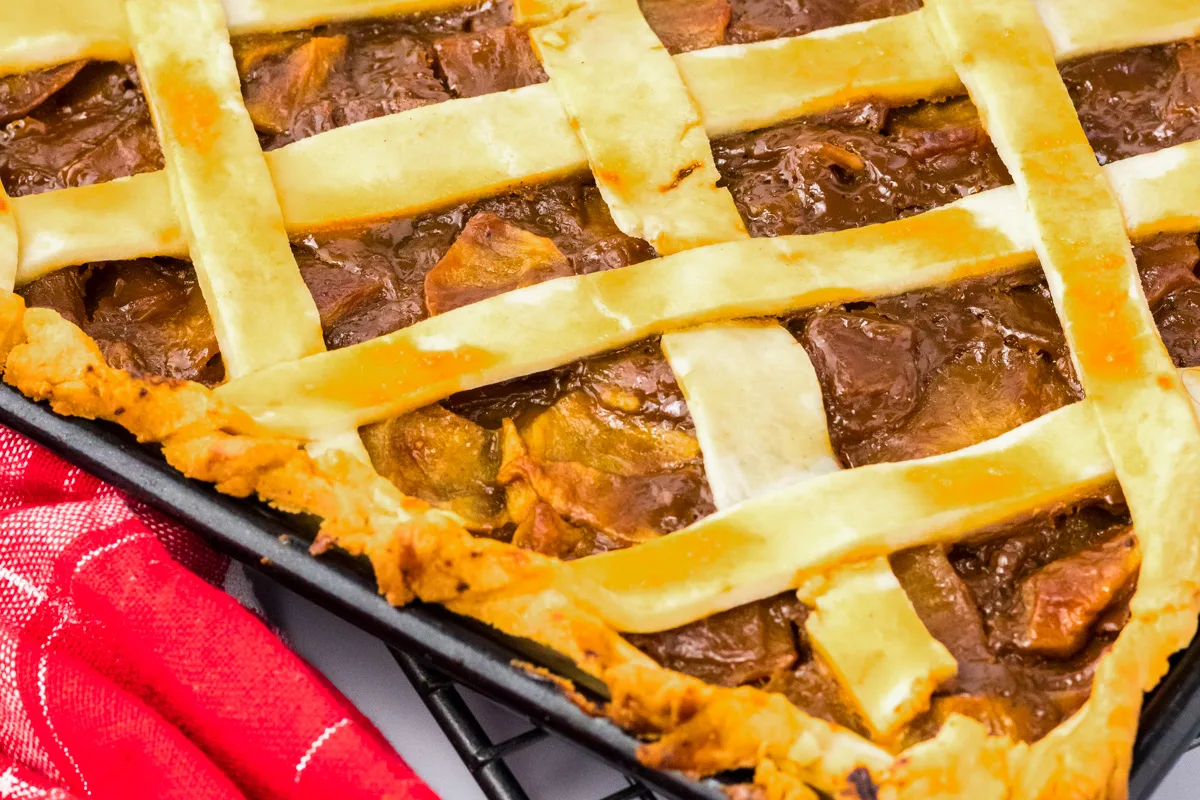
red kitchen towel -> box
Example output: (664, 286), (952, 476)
(0, 425), (438, 800)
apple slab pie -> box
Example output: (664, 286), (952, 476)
(3, 0), (1200, 796)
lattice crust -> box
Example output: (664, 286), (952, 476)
(6, 3), (1200, 282)
(5, 0), (1200, 798)
(524, 0), (957, 729)
(5, 304), (1198, 799)
(519, 0), (957, 736)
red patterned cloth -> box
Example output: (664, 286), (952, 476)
(0, 426), (438, 800)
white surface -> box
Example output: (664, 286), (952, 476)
(252, 573), (1197, 800)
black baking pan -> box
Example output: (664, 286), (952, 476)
(1, 382), (1196, 800)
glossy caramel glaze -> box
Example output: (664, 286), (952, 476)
(0, 62), (162, 197)
(1063, 40), (1200, 165)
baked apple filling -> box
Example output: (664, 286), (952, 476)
(5, 0), (1198, 750)
(231, 0), (542, 151)
(0, 61), (163, 196)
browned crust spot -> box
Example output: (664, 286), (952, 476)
(661, 161), (700, 192)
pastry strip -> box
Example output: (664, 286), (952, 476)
(15, 125), (1200, 287)
(13, 173), (188, 283)
(661, 323), (838, 504)
(526, 0), (746, 252)
(677, 13), (958, 137)
(662, 322), (955, 738)
(802, 560), (956, 739)
(920, 0), (1200, 792)
(925, 0), (1200, 636)
(267, 85), (584, 233)
(13, 112), (1200, 295)
(0, 0), (130, 75)
(222, 0), (484, 33)
(124, 0), (325, 378)
(125, 0), (371, 463)
(1034, 0), (1200, 58)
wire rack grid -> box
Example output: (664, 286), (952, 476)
(392, 648), (662, 800)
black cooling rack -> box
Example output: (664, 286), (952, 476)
(392, 648), (659, 800)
